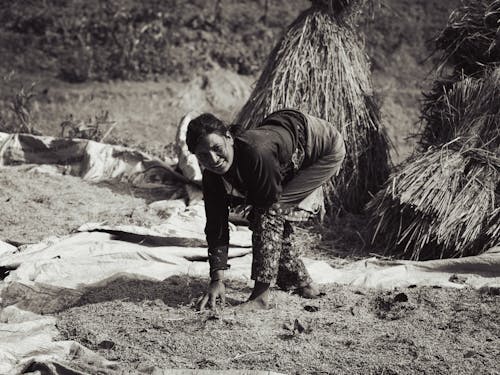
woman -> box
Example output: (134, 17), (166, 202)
(187, 109), (346, 310)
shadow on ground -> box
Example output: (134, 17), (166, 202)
(74, 275), (249, 308)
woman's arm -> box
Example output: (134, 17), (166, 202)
(202, 170), (230, 277)
(199, 170), (229, 310)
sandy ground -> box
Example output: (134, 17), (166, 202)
(1, 165), (499, 374)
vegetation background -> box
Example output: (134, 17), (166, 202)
(0, 0), (460, 162)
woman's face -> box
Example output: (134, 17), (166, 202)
(194, 131), (234, 174)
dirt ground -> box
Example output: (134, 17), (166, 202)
(0, 166), (177, 244)
(1, 164), (499, 374)
(56, 279), (500, 374)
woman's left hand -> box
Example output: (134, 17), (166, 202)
(197, 279), (226, 310)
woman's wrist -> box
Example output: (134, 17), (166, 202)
(208, 246), (229, 275)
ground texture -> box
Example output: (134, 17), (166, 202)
(56, 280), (500, 374)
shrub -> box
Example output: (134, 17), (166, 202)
(0, 0), (306, 82)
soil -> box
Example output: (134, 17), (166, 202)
(56, 280), (500, 374)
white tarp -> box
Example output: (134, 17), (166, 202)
(0, 240), (16, 258)
(77, 200), (252, 248)
(0, 132), (177, 183)
(3, 233), (498, 304)
(320, 246), (500, 289)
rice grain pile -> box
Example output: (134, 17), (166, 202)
(367, 68), (500, 259)
(235, 0), (390, 213)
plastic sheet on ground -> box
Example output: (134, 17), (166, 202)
(0, 132), (177, 183)
(1, 224), (499, 373)
(320, 246), (500, 289)
(0, 240), (16, 258)
(78, 200), (252, 248)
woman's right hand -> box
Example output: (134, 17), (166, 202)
(198, 279), (226, 310)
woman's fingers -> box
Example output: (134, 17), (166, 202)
(198, 294), (209, 310)
(197, 288), (225, 310)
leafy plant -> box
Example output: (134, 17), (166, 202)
(60, 110), (116, 141)
(0, 71), (39, 134)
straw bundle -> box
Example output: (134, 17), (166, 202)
(368, 145), (499, 260)
(366, 2), (500, 260)
(419, 69), (500, 151)
(368, 69), (500, 260)
(309, 0), (372, 22)
(434, 0), (500, 75)
(235, 1), (389, 213)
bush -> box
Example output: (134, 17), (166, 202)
(0, 0), (306, 82)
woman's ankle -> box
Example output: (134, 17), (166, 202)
(249, 281), (271, 300)
(236, 282), (271, 311)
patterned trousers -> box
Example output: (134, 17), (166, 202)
(249, 204), (313, 290)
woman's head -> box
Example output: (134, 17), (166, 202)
(186, 113), (234, 175)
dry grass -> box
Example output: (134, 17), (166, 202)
(433, 0), (500, 75)
(59, 110), (117, 142)
(0, 72), (40, 134)
(419, 68), (500, 151)
(367, 145), (499, 260)
(235, 4), (390, 213)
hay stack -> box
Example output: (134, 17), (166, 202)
(434, 0), (500, 75)
(368, 146), (498, 259)
(234, 0), (390, 213)
(367, 0), (500, 260)
(419, 71), (500, 151)
(368, 70), (500, 260)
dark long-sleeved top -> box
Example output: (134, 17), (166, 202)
(203, 110), (306, 254)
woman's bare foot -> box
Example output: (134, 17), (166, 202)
(237, 290), (271, 311)
(298, 283), (322, 299)
(235, 281), (271, 311)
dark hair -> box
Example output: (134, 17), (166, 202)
(186, 113), (243, 153)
